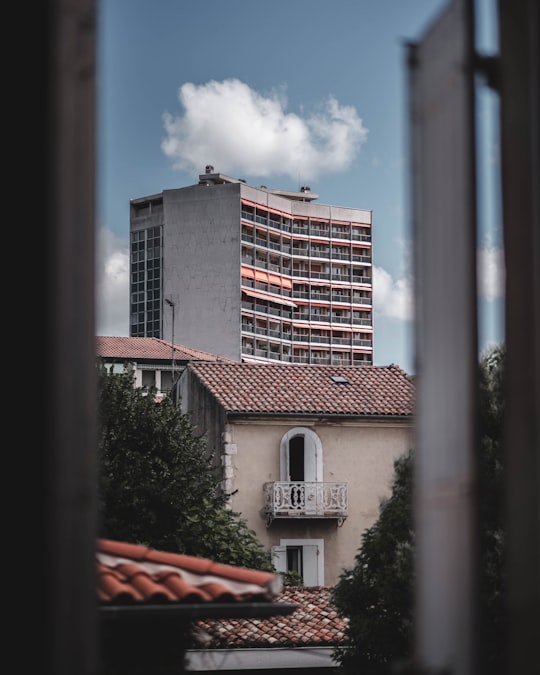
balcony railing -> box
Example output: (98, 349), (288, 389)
(263, 481), (348, 526)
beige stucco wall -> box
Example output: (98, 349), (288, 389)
(224, 417), (414, 586)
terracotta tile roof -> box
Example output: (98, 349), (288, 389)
(97, 539), (282, 605)
(96, 336), (234, 363)
(192, 586), (348, 648)
(184, 362), (414, 416)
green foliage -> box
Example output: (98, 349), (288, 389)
(332, 344), (507, 674)
(477, 344), (507, 670)
(279, 570), (304, 587)
(332, 450), (415, 673)
(97, 364), (274, 571)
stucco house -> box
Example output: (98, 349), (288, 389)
(96, 335), (233, 398)
(176, 361), (414, 587)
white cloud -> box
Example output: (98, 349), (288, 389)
(161, 78), (368, 181)
(95, 227), (129, 336)
(477, 246), (505, 300)
(371, 244), (504, 324)
(373, 266), (414, 321)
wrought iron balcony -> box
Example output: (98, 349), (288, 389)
(263, 481), (348, 527)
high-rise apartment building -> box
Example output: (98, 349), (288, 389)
(130, 166), (373, 365)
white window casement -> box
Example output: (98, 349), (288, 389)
(272, 539), (324, 587)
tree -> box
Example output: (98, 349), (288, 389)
(331, 449), (415, 673)
(331, 344), (506, 673)
(97, 365), (274, 571)
(476, 344), (506, 670)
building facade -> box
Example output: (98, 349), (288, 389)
(130, 166), (373, 365)
(177, 361), (414, 587)
(96, 335), (232, 397)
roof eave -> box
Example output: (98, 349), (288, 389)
(100, 602), (297, 622)
(225, 412), (414, 422)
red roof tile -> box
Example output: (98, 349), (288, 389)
(97, 539), (282, 605)
(96, 336), (234, 363)
(184, 362), (414, 416)
(192, 586), (348, 648)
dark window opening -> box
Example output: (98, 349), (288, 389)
(289, 436), (304, 481)
(287, 546), (303, 576)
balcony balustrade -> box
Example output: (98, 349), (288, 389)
(331, 251), (350, 260)
(352, 275), (372, 284)
(331, 336), (351, 345)
(352, 338), (373, 347)
(310, 227), (330, 237)
(351, 232), (371, 242)
(311, 356), (331, 364)
(310, 334), (331, 344)
(263, 481), (348, 526)
(310, 249), (331, 259)
(351, 295), (372, 305)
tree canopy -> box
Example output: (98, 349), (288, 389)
(332, 449), (415, 673)
(332, 344), (506, 673)
(96, 364), (274, 571)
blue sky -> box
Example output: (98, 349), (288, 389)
(96, 0), (504, 374)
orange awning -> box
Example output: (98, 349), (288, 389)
(267, 206), (290, 217)
(243, 288), (297, 307)
(303, 279), (329, 287)
(254, 270), (269, 283)
(241, 266), (255, 279)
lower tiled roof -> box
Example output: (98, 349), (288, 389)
(97, 539), (282, 605)
(192, 586), (349, 648)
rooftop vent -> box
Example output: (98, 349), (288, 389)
(205, 164), (214, 174)
(300, 185), (311, 192)
(330, 374), (349, 384)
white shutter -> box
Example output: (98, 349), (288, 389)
(302, 544), (320, 586)
(271, 545), (287, 574)
(304, 433), (318, 482)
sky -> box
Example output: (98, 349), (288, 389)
(96, 0), (503, 375)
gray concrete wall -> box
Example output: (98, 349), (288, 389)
(178, 366), (227, 471)
(162, 183), (243, 360)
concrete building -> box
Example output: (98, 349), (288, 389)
(130, 166), (373, 365)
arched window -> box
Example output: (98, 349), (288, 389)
(280, 427), (323, 482)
